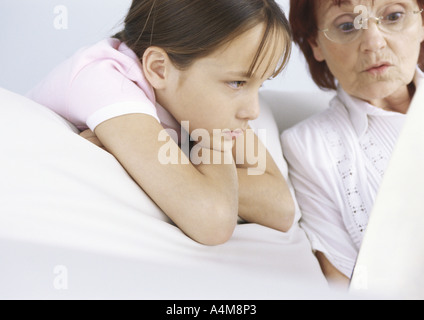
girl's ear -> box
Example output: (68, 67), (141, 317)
(308, 38), (325, 62)
(142, 47), (170, 90)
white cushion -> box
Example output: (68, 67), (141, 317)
(260, 90), (333, 133)
(0, 87), (331, 299)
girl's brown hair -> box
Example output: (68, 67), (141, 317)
(114, 0), (292, 78)
(290, 0), (424, 90)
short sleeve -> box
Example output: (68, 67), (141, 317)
(67, 59), (160, 131)
(281, 126), (358, 278)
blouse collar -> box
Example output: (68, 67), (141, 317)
(333, 67), (424, 138)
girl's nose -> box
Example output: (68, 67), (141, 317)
(237, 96), (260, 121)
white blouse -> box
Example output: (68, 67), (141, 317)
(281, 69), (424, 278)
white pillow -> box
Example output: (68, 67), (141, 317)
(0, 87), (327, 299)
(0, 87), (301, 244)
(0, 88), (174, 254)
(0, 86), (303, 244)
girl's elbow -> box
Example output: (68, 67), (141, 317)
(196, 205), (238, 246)
(279, 213), (296, 233)
(275, 198), (297, 232)
(198, 229), (234, 246)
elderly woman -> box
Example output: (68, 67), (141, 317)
(282, 0), (424, 288)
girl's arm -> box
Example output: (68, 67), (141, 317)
(80, 129), (106, 151)
(233, 128), (295, 232)
(94, 113), (239, 246)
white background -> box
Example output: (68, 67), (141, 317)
(0, 0), (321, 95)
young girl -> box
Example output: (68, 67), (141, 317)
(28, 0), (294, 245)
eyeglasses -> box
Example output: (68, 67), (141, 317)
(319, 5), (423, 44)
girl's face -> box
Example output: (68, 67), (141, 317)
(156, 23), (286, 144)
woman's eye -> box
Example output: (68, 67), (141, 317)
(337, 21), (356, 33)
(385, 12), (404, 23)
(228, 81), (246, 89)
(332, 13), (357, 33)
(381, 4), (407, 23)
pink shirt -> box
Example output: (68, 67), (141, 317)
(27, 38), (179, 132)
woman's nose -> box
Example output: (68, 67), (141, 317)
(359, 21), (388, 53)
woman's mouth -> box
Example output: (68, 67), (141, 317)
(365, 63), (392, 76)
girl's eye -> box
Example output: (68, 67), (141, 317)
(228, 81), (246, 89)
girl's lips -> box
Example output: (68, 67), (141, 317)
(222, 129), (244, 139)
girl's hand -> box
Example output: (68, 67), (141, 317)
(191, 130), (236, 154)
(233, 127), (295, 232)
(80, 129), (106, 150)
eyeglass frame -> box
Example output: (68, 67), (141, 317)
(318, 7), (424, 44)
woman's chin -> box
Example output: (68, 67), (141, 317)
(348, 81), (408, 103)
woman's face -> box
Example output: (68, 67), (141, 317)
(157, 23), (286, 145)
(311, 0), (424, 106)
